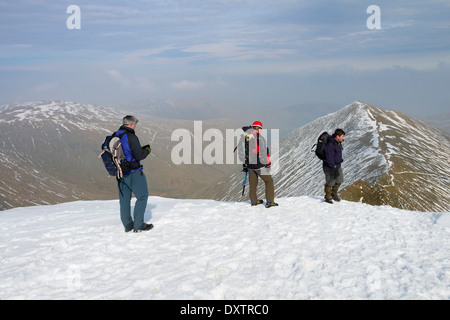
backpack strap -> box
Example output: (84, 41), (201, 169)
(112, 131), (128, 179)
(115, 131), (127, 139)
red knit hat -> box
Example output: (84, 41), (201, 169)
(252, 121), (263, 129)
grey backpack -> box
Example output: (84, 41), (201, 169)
(99, 131), (127, 178)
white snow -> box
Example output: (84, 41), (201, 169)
(1, 101), (122, 133)
(0, 196), (448, 300)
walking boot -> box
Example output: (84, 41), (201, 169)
(265, 201), (279, 208)
(133, 223), (154, 233)
(331, 183), (341, 202)
(251, 200), (264, 206)
(324, 185), (333, 204)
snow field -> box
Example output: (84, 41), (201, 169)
(0, 196), (449, 300)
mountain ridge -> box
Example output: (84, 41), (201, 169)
(1, 100), (449, 212)
(202, 101), (450, 212)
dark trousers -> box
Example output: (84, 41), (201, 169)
(248, 169), (274, 204)
(118, 170), (149, 231)
(323, 166), (343, 200)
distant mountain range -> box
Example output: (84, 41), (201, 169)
(0, 101), (237, 210)
(204, 101), (450, 212)
(1, 100), (448, 212)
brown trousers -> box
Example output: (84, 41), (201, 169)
(248, 169), (274, 204)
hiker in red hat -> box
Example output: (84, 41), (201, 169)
(238, 121), (278, 208)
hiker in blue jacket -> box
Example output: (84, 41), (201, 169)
(323, 128), (345, 204)
(116, 115), (153, 232)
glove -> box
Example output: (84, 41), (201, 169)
(142, 144), (151, 154)
(242, 164), (248, 172)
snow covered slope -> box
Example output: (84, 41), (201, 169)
(0, 100), (237, 210)
(208, 101), (450, 212)
(0, 101), (124, 209)
(0, 197), (449, 299)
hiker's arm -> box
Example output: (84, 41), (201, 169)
(129, 134), (150, 161)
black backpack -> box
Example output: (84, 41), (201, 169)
(312, 132), (331, 160)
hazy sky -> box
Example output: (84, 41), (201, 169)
(1, 0), (449, 117)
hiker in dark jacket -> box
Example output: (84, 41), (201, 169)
(238, 121), (278, 208)
(323, 128), (345, 204)
(116, 115), (153, 232)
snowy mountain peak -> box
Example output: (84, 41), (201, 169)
(282, 101), (450, 212)
(0, 100), (122, 131)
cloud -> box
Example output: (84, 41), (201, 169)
(1, 0), (449, 116)
(106, 70), (130, 87)
(171, 80), (206, 90)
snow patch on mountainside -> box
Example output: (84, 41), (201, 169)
(0, 101), (120, 132)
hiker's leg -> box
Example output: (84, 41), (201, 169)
(331, 168), (343, 201)
(332, 168), (343, 196)
(323, 166), (336, 200)
(260, 174), (275, 203)
(131, 171), (149, 230)
(335, 167), (344, 185)
(331, 183), (341, 196)
(324, 184), (333, 201)
(119, 176), (133, 231)
(248, 169), (259, 204)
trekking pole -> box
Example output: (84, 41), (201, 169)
(241, 170), (248, 196)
